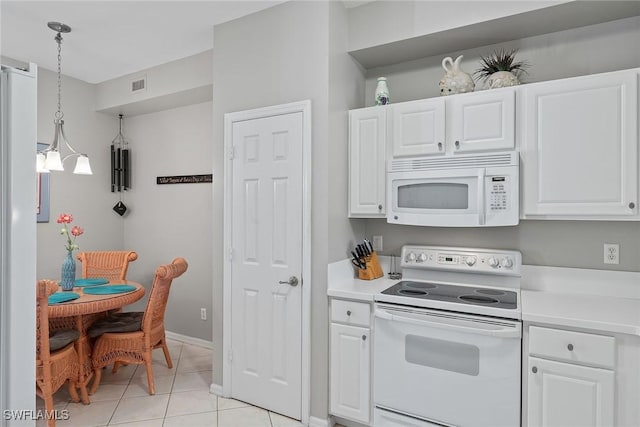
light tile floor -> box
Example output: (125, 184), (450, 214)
(37, 340), (303, 427)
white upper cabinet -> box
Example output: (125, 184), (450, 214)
(521, 71), (638, 219)
(392, 98), (446, 157)
(349, 106), (387, 217)
(391, 90), (515, 157)
(450, 89), (515, 153)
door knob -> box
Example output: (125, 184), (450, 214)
(532, 366), (538, 374)
(279, 276), (299, 286)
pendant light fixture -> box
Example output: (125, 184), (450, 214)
(36, 22), (93, 175)
(111, 114), (130, 192)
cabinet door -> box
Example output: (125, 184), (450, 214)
(392, 99), (445, 157)
(349, 107), (386, 217)
(330, 323), (370, 424)
(528, 357), (614, 427)
(449, 89), (515, 153)
(522, 72), (638, 218)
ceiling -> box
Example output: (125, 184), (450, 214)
(0, 1), (287, 84)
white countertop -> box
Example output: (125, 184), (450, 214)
(327, 257), (397, 301)
(328, 260), (640, 336)
(521, 290), (640, 335)
(521, 265), (640, 336)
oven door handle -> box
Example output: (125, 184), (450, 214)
(374, 308), (521, 338)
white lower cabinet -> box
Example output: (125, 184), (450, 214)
(329, 300), (371, 424)
(527, 325), (616, 427)
(528, 357), (614, 427)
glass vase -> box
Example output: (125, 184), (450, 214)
(375, 77), (390, 105)
(60, 251), (76, 291)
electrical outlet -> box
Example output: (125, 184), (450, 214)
(200, 308), (207, 321)
(604, 243), (619, 265)
(373, 235), (383, 252)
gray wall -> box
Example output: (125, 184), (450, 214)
(212, 0), (370, 418)
(364, 15), (640, 104)
(34, 67), (122, 279)
(328, 1), (368, 263)
(122, 102), (213, 341)
(359, 15), (640, 272)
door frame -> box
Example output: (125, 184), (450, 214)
(222, 100), (312, 424)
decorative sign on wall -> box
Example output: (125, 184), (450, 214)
(156, 174), (213, 185)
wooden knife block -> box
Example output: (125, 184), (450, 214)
(358, 251), (384, 280)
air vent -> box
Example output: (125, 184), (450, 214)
(391, 152), (518, 172)
(130, 75), (146, 93)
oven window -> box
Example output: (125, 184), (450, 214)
(397, 183), (469, 209)
(405, 334), (479, 376)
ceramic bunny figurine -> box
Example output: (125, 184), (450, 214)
(439, 55), (475, 96)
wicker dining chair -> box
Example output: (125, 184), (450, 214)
(36, 280), (89, 426)
(77, 251), (138, 281)
(89, 257), (188, 395)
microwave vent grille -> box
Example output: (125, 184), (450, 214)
(391, 153), (517, 172)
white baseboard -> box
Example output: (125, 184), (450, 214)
(209, 383), (224, 396)
(309, 416), (330, 427)
(165, 330), (213, 349)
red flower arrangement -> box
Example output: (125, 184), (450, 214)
(57, 213), (84, 252)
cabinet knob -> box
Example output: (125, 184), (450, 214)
(630, 202), (636, 209)
(437, 142), (443, 150)
(378, 204), (383, 211)
(455, 140), (460, 149)
(567, 343), (574, 351)
(346, 310), (351, 316)
(532, 366), (538, 374)
(362, 335), (367, 341)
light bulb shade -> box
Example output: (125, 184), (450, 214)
(73, 155), (93, 175)
(44, 151), (64, 171)
(36, 153), (50, 173)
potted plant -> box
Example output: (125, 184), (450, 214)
(475, 49), (529, 89)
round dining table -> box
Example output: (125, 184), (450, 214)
(48, 281), (145, 402)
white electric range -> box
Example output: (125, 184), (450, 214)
(373, 245), (522, 427)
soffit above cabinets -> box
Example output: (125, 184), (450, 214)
(348, 1), (640, 69)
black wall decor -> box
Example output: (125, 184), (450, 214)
(111, 114), (130, 192)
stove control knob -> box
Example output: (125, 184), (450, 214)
(501, 257), (513, 269)
(417, 253), (428, 263)
(406, 252), (417, 263)
(488, 257), (500, 268)
(465, 256), (477, 266)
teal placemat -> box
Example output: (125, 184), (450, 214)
(74, 278), (109, 287)
(48, 292), (80, 305)
(83, 285), (136, 295)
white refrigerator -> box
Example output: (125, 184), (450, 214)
(0, 63), (37, 425)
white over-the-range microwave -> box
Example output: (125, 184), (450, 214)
(387, 151), (519, 227)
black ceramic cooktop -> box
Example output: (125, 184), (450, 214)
(381, 280), (517, 310)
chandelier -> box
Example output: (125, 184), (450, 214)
(36, 22), (92, 175)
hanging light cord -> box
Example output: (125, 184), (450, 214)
(55, 32), (63, 120)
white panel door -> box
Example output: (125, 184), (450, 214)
(528, 357), (614, 427)
(392, 99), (445, 157)
(330, 323), (370, 424)
(449, 89), (515, 153)
(231, 112), (303, 419)
(522, 72), (638, 217)
(349, 107), (386, 217)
